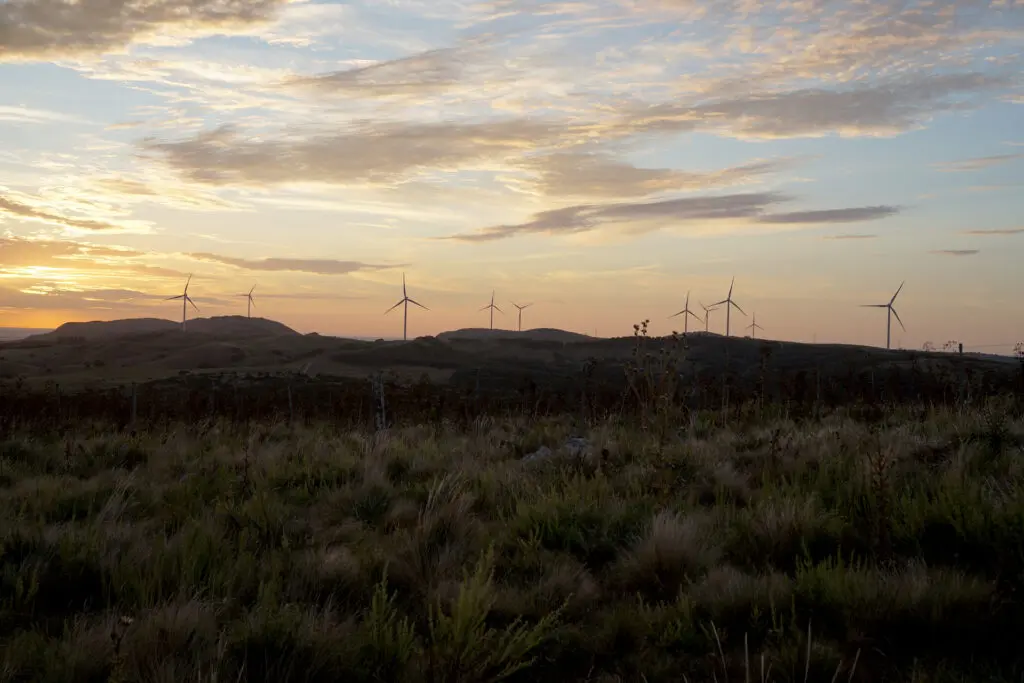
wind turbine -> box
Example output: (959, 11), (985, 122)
(237, 284), (256, 318)
(165, 274), (199, 331)
(385, 273), (428, 341)
(700, 302), (719, 333)
(861, 281), (905, 350)
(480, 290), (503, 330)
(711, 277), (746, 337)
(511, 301), (533, 332)
(669, 290), (703, 334)
(746, 312), (764, 339)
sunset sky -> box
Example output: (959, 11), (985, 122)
(1, 0), (1022, 349)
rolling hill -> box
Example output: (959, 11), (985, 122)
(1, 316), (1018, 396)
(436, 328), (594, 343)
(34, 316), (299, 342)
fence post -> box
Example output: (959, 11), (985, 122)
(371, 372), (388, 434)
(130, 382), (137, 426)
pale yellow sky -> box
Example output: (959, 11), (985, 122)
(1, 0), (1023, 351)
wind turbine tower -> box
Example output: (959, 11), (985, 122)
(237, 285), (256, 318)
(746, 312), (764, 339)
(700, 302), (719, 333)
(861, 281), (906, 350)
(711, 277), (747, 337)
(669, 290), (703, 334)
(480, 290), (503, 330)
(511, 301), (533, 332)
(165, 274), (199, 331)
(385, 273), (428, 341)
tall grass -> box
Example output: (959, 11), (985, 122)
(2, 403), (1024, 681)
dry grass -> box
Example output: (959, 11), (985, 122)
(2, 403), (1024, 682)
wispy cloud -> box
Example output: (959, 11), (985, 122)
(614, 72), (1014, 139)
(822, 234), (878, 240)
(444, 192), (788, 241)
(757, 207), (900, 225)
(0, 105), (86, 125)
(930, 249), (980, 257)
(0, 0), (291, 62)
(1, 192), (123, 232)
(934, 153), (1024, 172)
(962, 228), (1024, 236)
(444, 192), (903, 242)
(0, 236), (187, 282)
(0, 285), (228, 310)
(188, 253), (405, 276)
(518, 153), (796, 199)
(283, 48), (467, 99)
(144, 119), (576, 187)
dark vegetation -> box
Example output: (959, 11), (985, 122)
(2, 321), (1024, 681)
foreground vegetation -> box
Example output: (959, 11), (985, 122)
(2, 399), (1024, 682)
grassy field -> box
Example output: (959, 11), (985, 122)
(2, 401), (1024, 682)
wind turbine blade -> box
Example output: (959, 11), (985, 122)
(669, 310), (685, 318)
(728, 276), (735, 297)
(731, 301), (747, 316)
(711, 299), (729, 307)
(687, 310), (702, 322)
(890, 280), (905, 305)
(385, 300), (404, 314)
(402, 272), (407, 297)
(891, 306), (906, 331)
(187, 297), (200, 312)
(479, 304), (491, 312)
(861, 304), (888, 308)
(165, 295), (184, 301)
(249, 297), (256, 309)
(408, 298), (428, 310)
(249, 285), (256, 295)
(493, 305), (504, 314)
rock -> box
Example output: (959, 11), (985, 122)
(522, 445), (553, 463)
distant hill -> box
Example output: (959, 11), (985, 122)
(40, 318), (178, 341)
(0, 327), (53, 341)
(436, 328), (594, 343)
(31, 316), (299, 342)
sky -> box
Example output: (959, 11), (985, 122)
(0, 0), (1022, 350)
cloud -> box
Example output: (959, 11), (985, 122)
(445, 190), (903, 242)
(0, 236), (189, 281)
(934, 153), (1024, 172)
(757, 206), (900, 224)
(443, 192), (790, 241)
(519, 153), (794, 198)
(0, 285), (228, 311)
(0, 0), (291, 62)
(144, 119), (578, 187)
(284, 48), (467, 98)
(822, 234), (878, 240)
(0, 105), (85, 125)
(962, 228), (1024, 236)
(0, 236), (140, 264)
(88, 176), (240, 211)
(930, 249), (980, 257)
(188, 253), (404, 276)
(0, 192), (123, 232)
(616, 72), (1014, 139)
